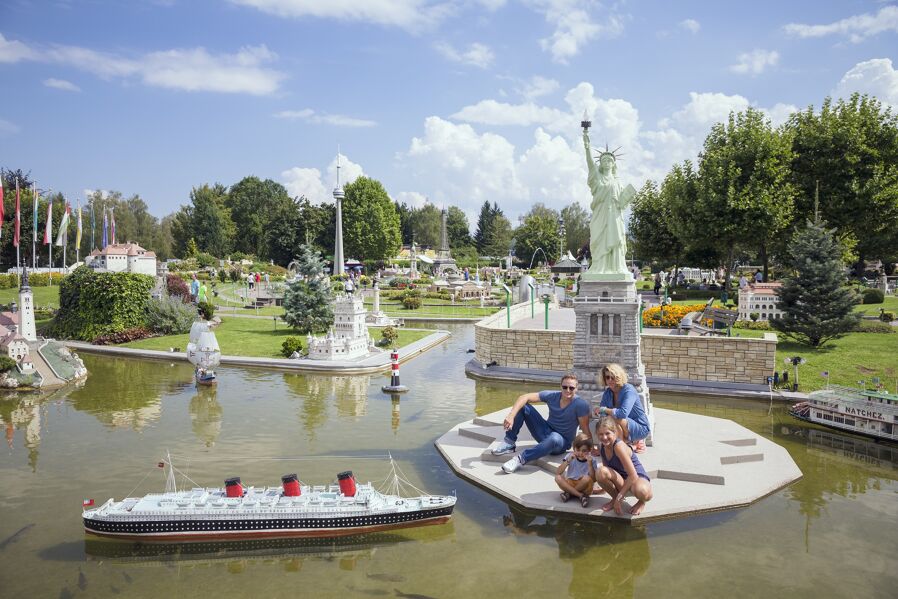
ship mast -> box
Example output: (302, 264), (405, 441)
(165, 450), (177, 493)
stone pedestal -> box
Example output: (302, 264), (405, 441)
(573, 279), (654, 444)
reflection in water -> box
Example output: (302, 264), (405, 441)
(188, 387), (223, 447)
(502, 506), (650, 598)
(67, 356), (192, 430)
(0, 393), (46, 471)
(283, 373), (371, 439)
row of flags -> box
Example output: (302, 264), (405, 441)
(0, 178), (117, 251)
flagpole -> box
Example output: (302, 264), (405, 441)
(15, 178), (20, 277)
(32, 181), (37, 270)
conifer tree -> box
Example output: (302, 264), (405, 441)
(770, 219), (860, 347)
(283, 245), (334, 334)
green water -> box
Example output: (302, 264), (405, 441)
(0, 324), (896, 598)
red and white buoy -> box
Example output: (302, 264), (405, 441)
(381, 349), (409, 393)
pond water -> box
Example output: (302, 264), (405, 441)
(1, 323), (896, 598)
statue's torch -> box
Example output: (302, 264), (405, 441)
(581, 109), (591, 131)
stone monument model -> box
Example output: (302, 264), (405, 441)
(307, 293), (374, 360)
(573, 114), (654, 443)
(18, 267), (37, 342)
(366, 281), (397, 326)
(332, 152), (345, 276)
(432, 208), (459, 279)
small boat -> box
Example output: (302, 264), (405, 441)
(187, 324), (221, 387)
(790, 385), (898, 442)
(82, 454), (456, 542)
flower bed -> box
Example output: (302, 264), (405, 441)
(642, 303), (711, 328)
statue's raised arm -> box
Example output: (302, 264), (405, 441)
(582, 127), (633, 279)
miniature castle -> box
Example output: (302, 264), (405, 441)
(307, 293), (373, 360)
(85, 242), (157, 276)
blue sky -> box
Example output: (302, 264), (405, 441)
(2, 1), (897, 225)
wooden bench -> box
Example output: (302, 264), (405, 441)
(679, 299), (738, 336)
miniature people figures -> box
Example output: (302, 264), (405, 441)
(190, 274), (200, 303)
(653, 273), (662, 296)
(197, 281), (208, 304)
(739, 274), (749, 289)
(594, 416), (653, 516)
(492, 373), (590, 473)
(594, 363), (651, 452)
(344, 277), (354, 296)
(555, 432), (597, 508)
(754, 269), (763, 283)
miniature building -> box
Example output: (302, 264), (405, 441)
(85, 242), (157, 276)
(1, 332), (29, 361)
(307, 294), (373, 360)
(738, 282), (784, 322)
(453, 280), (491, 300)
(17, 269), (37, 342)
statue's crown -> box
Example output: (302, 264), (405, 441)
(594, 143), (624, 161)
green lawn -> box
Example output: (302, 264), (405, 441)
(854, 295), (898, 316)
(776, 331), (898, 393)
(121, 316), (434, 359)
(0, 285), (61, 308)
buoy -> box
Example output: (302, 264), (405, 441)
(381, 349), (409, 393)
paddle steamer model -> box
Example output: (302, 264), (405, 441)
(82, 457), (455, 541)
(790, 385), (898, 442)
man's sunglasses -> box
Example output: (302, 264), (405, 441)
(561, 385), (577, 391)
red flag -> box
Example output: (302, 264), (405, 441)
(157, 461), (165, 468)
(82, 498), (94, 507)
(44, 201), (52, 245)
(13, 178), (20, 247)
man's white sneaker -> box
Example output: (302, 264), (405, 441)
(491, 441), (516, 456)
(501, 455), (524, 473)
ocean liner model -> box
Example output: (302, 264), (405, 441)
(83, 456), (455, 541)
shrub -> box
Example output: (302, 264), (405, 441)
(27, 272), (64, 287)
(197, 301), (215, 321)
(53, 266), (154, 341)
(167, 275), (191, 301)
(750, 312), (759, 322)
(734, 320), (771, 330)
(229, 269), (241, 283)
(146, 296), (197, 335)
(281, 336), (304, 357)
(218, 269), (228, 283)
(880, 311), (895, 322)
(196, 252), (217, 268)
(380, 326), (399, 346)
(401, 288), (423, 310)
(93, 326), (155, 345)
(861, 288), (884, 304)
(0, 355), (17, 373)
(855, 320), (896, 334)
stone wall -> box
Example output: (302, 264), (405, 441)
(475, 303), (776, 384)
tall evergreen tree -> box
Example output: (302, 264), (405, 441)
(770, 219), (861, 347)
(282, 245), (334, 334)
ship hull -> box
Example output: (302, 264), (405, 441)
(84, 506), (453, 542)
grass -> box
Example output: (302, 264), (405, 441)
(120, 316), (434, 359)
(776, 331), (898, 393)
(853, 295), (898, 316)
(0, 285), (61, 308)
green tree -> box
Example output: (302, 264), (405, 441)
(342, 176), (401, 262)
(407, 203), (441, 247)
(514, 208), (560, 266)
(694, 108), (796, 282)
(395, 201), (414, 245)
(226, 176), (293, 259)
(446, 206), (473, 249)
(770, 219), (861, 347)
(171, 184), (235, 259)
(282, 245), (334, 334)
(560, 202), (589, 255)
(474, 201), (513, 257)
(265, 197), (303, 266)
(787, 94), (898, 275)
(629, 180), (684, 270)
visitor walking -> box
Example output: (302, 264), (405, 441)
(189, 274), (199, 303)
(653, 273), (661, 296)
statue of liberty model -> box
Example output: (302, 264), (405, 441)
(581, 112), (637, 280)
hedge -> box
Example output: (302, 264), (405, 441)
(52, 265), (155, 341)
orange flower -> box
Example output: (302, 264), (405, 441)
(642, 304), (711, 328)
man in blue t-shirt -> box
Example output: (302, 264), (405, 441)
(492, 373), (590, 473)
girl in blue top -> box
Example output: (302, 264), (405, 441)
(595, 416), (653, 516)
(594, 363), (651, 452)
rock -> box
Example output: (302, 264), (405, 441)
(289, 351), (301, 359)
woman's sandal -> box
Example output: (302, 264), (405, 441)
(580, 495), (590, 508)
(560, 491), (571, 503)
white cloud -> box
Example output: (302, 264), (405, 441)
(784, 6), (898, 43)
(679, 19), (700, 34)
(729, 49), (779, 75)
(0, 34), (40, 63)
(518, 75), (559, 100)
(766, 102), (798, 127)
(834, 58), (898, 109)
(434, 41), (494, 68)
(230, 0), (449, 32)
(0, 118), (20, 137)
(534, 0), (626, 63)
(43, 78), (81, 92)
(393, 191), (429, 208)
(0, 35), (284, 95)
(274, 109), (377, 127)
(281, 153), (365, 203)
(451, 99), (566, 126)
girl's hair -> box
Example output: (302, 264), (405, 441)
(596, 416), (621, 437)
(600, 363), (628, 387)
(571, 432), (593, 451)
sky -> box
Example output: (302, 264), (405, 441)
(2, 1), (897, 228)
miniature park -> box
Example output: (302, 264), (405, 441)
(3, 8), (898, 596)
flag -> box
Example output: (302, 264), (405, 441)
(102, 209), (108, 248)
(90, 205), (95, 249)
(13, 178), (20, 247)
(0, 177), (4, 238)
(75, 201), (82, 250)
(43, 200), (52, 245)
(111, 208), (116, 245)
(157, 461), (165, 468)
(55, 201), (71, 247)
(82, 499), (94, 507)
(33, 184), (39, 242)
